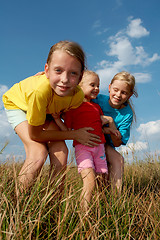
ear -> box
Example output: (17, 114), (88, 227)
(45, 63), (49, 78)
(108, 84), (111, 92)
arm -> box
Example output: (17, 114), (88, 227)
(52, 113), (68, 131)
(28, 124), (101, 147)
(101, 115), (122, 147)
(101, 115), (114, 126)
(104, 127), (122, 147)
(54, 117), (68, 131)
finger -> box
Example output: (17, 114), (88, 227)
(87, 141), (99, 147)
(84, 127), (94, 131)
(89, 137), (101, 142)
(90, 133), (100, 139)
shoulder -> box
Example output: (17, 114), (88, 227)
(122, 103), (133, 117)
(92, 94), (109, 104)
(34, 75), (52, 95)
(96, 94), (109, 101)
(118, 105), (133, 125)
(91, 101), (102, 110)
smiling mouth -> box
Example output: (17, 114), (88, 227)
(113, 97), (121, 102)
(92, 91), (98, 96)
(58, 86), (70, 91)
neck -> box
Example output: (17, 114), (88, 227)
(83, 98), (91, 102)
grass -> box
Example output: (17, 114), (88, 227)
(0, 150), (160, 239)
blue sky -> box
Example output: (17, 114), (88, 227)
(0, 0), (160, 161)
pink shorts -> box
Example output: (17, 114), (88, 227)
(75, 144), (108, 174)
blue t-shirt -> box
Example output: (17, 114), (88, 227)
(93, 94), (133, 146)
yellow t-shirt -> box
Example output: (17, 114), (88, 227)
(3, 74), (84, 126)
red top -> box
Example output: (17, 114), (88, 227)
(65, 102), (106, 146)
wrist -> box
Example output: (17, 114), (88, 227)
(70, 129), (77, 140)
(108, 116), (113, 124)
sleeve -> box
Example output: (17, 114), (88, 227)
(118, 114), (133, 145)
(26, 90), (48, 126)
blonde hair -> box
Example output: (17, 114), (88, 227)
(111, 71), (138, 122)
(47, 40), (86, 72)
(79, 70), (100, 87)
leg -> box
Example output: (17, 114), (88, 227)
(15, 121), (48, 190)
(44, 120), (68, 182)
(93, 144), (108, 191)
(96, 173), (108, 192)
(105, 144), (124, 194)
(80, 168), (95, 210)
(42, 120), (68, 201)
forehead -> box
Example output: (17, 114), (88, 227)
(84, 74), (99, 84)
(49, 50), (82, 69)
(111, 80), (130, 90)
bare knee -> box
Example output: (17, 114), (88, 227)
(48, 141), (68, 170)
(24, 144), (48, 172)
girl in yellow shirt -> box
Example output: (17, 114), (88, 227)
(3, 40), (100, 191)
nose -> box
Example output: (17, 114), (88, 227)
(95, 86), (99, 91)
(116, 91), (121, 97)
(61, 72), (69, 84)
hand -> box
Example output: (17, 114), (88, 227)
(74, 127), (101, 147)
(104, 127), (121, 139)
(101, 115), (113, 126)
(110, 129), (121, 140)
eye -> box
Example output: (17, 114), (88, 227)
(113, 88), (118, 92)
(122, 91), (128, 95)
(55, 68), (62, 73)
(71, 71), (77, 76)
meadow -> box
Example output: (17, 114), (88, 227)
(0, 146), (160, 239)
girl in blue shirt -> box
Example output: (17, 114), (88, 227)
(93, 71), (138, 193)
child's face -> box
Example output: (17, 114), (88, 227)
(45, 50), (82, 97)
(80, 75), (100, 102)
(109, 80), (132, 109)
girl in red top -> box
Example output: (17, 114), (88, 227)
(55, 71), (119, 210)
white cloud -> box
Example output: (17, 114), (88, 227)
(137, 120), (160, 140)
(147, 53), (160, 64)
(97, 66), (120, 91)
(0, 87), (24, 158)
(134, 73), (151, 83)
(107, 34), (159, 67)
(120, 141), (148, 153)
(107, 36), (135, 65)
(0, 110), (13, 138)
(95, 17), (160, 86)
(126, 18), (150, 38)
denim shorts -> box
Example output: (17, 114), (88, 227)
(5, 109), (27, 130)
